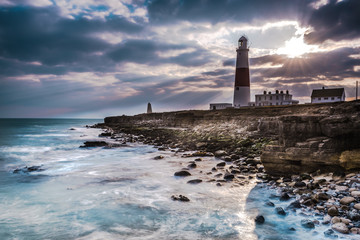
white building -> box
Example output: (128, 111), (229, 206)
(210, 103), (232, 110)
(254, 90), (299, 106)
(311, 87), (345, 103)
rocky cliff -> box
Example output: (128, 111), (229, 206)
(104, 101), (360, 176)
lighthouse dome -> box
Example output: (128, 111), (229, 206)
(238, 36), (248, 48)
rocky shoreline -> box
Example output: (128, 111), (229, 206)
(86, 124), (360, 238)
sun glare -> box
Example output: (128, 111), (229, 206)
(277, 36), (318, 58)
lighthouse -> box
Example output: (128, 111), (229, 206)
(233, 36), (250, 108)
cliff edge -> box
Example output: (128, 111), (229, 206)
(104, 101), (360, 176)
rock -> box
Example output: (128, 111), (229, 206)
(214, 150), (227, 157)
(328, 207), (339, 217)
(301, 219), (315, 229)
(340, 218), (351, 225)
(354, 203), (360, 210)
(194, 158), (202, 162)
(280, 193), (290, 201)
(69, 128), (76, 130)
(80, 141), (108, 147)
(171, 195), (190, 202)
(224, 156), (232, 162)
(174, 171), (191, 177)
(331, 217), (340, 224)
(317, 206), (325, 211)
(322, 215), (331, 224)
(288, 227), (296, 231)
(187, 179), (202, 184)
(224, 174), (235, 181)
(265, 201), (275, 207)
(324, 229), (338, 238)
(154, 155), (164, 160)
(340, 197), (355, 205)
(350, 227), (360, 234)
(294, 181), (306, 188)
(187, 163), (197, 168)
(316, 192), (330, 201)
(255, 215), (265, 224)
(216, 162), (226, 167)
(351, 191), (360, 198)
(13, 165), (44, 174)
(288, 200), (301, 209)
(347, 210), (360, 221)
(99, 132), (112, 137)
(332, 222), (349, 234)
(275, 207), (286, 216)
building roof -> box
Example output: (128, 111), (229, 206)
(311, 88), (344, 98)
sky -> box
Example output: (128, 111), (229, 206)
(1, 0), (360, 118)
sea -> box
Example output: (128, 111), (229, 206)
(0, 119), (350, 240)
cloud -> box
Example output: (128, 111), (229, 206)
(305, 0), (360, 43)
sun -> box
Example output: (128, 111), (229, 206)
(277, 36), (318, 58)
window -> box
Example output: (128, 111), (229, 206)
(258, 103), (261, 106)
(276, 102), (278, 105)
(270, 96), (272, 100)
(318, 98), (321, 100)
(270, 103), (272, 106)
(264, 96), (266, 100)
(276, 96), (279, 100)
(324, 97), (328, 100)
(258, 96), (261, 101)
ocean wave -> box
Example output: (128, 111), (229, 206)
(0, 146), (53, 153)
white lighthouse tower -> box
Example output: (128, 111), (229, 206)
(233, 36), (250, 108)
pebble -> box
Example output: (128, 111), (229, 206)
(351, 191), (360, 198)
(174, 171), (191, 177)
(187, 179), (202, 184)
(354, 203), (360, 210)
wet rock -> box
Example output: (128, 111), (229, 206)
(331, 217), (340, 224)
(351, 191), (360, 198)
(187, 163), (197, 168)
(288, 227), (296, 231)
(294, 181), (306, 188)
(187, 179), (202, 184)
(316, 192), (330, 201)
(216, 162), (226, 167)
(350, 227), (360, 234)
(194, 158), (202, 162)
(224, 156), (232, 162)
(280, 192), (290, 201)
(13, 165), (44, 173)
(154, 155), (164, 160)
(99, 132), (112, 137)
(255, 215), (265, 224)
(80, 141), (108, 147)
(322, 215), (331, 224)
(275, 207), (286, 216)
(231, 169), (241, 174)
(328, 207), (339, 217)
(324, 229), (338, 238)
(214, 173), (223, 178)
(340, 196), (355, 205)
(265, 201), (275, 207)
(171, 195), (190, 202)
(214, 150), (227, 157)
(174, 171), (191, 177)
(347, 210), (360, 221)
(69, 128), (76, 130)
(332, 222), (349, 234)
(301, 219), (315, 229)
(224, 174), (235, 181)
(288, 200), (301, 209)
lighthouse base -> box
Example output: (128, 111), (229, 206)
(233, 86), (250, 108)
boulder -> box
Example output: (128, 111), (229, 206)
(174, 171), (191, 177)
(332, 222), (349, 234)
(275, 207), (286, 216)
(340, 197), (355, 205)
(154, 155), (164, 160)
(301, 219), (315, 229)
(187, 179), (202, 184)
(328, 206), (339, 217)
(171, 195), (190, 202)
(255, 215), (265, 224)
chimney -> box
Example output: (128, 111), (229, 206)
(147, 102), (152, 114)
(276, 90), (279, 94)
(280, 90), (283, 94)
(263, 91), (266, 94)
(322, 86), (325, 90)
(286, 90), (289, 94)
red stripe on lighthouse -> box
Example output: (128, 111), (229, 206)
(234, 68), (250, 87)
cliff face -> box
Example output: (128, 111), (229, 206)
(104, 101), (360, 176)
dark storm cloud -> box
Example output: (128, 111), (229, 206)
(305, 0), (360, 43)
(108, 39), (213, 66)
(0, 7), (144, 67)
(147, 0), (313, 24)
